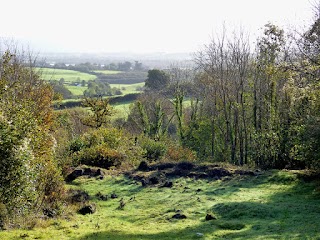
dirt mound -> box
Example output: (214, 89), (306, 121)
(65, 166), (104, 182)
(127, 161), (258, 187)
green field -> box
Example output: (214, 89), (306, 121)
(112, 102), (133, 119)
(37, 68), (144, 97)
(66, 86), (87, 96)
(110, 82), (144, 95)
(37, 68), (96, 84)
(65, 83), (144, 97)
(1, 169), (319, 239)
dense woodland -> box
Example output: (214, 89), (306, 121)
(0, 2), (320, 233)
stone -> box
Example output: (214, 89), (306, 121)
(78, 204), (96, 215)
(172, 213), (187, 219)
(111, 193), (118, 199)
(162, 181), (173, 188)
(205, 213), (216, 221)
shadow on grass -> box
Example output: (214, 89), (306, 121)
(74, 171), (320, 239)
(74, 221), (219, 240)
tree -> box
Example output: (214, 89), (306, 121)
(0, 49), (63, 221)
(81, 96), (113, 128)
(145, 69), (170, 91)
(252, 23), (286, 168)
(118, 61), (132, 71)
(195, 27), (252, 164)
(127, 92), (174, 140)
(285, 2), (320, 168)
(134, 61), (143, 71)
(59, 78), (65, 85)
(50, 81), (74, 99)
(84, 80), (112, 97)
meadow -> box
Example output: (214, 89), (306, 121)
(1, 168), (319, 240)
(37, 68), (97, 84)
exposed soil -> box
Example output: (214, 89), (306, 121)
(65, 166), (104, 182)
(127, 161), (260, 187)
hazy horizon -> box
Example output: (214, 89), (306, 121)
(1, 0), (313, 54)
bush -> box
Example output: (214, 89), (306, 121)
(69, 138), (86, 153)
(0, 51), (64, 224)
(140, 137), (167, 161)
(74, 144), (124, 168)
(164, 145), (197, 162)
(68, 127), (144, 169)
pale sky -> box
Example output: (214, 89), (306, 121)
(0, 0), (314, 53)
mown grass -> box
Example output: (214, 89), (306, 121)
(112, 102), (133, 119)
(110, 82), (144, 95)
(66, 86), (87, 96)
(65, 83), (144, 97)
(37, 68), (96, 84)
(1, 170), (320, 239)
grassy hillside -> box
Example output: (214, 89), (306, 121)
(37, 68), (97, 83)
(110, 82), (144, 95)
(37, 68), (144, 97)
(1, 168), (319, 240)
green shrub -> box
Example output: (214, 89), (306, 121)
(0, 51), (64, 224)
(68, 127), (144, 168)
(164, 145), (197, 162)
(140, 137), (167, 161)
(81, 127), (122, 149)
(69, 137), (86, 153)
(75, 144), (124, 168)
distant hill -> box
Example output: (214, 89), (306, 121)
(38, 52), (194, 69)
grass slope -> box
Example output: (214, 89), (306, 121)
(37, 68), (96, 84)
(110, 82), (144, 95)
(1, 170), (320, 239)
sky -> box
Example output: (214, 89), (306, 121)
(0, 0), (314, 53)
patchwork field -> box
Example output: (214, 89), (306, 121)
(37, 68), (144, 97)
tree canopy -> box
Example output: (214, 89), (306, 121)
(145, 69), (170, 90)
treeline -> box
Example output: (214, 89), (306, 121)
(54, 93), (140, 109)
(128, 20), (320, 169)
(96, 71), (148, 84)
(40, 60), (145, 73)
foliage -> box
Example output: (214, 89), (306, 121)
(72, 144), (125, 169)
(164, 144), (197, 162)
(68, 127), (144, 168)
(145, 69), (170, 90)
(139, 136), (167, 161)
(49, 80), (74, 99)
(97, 71), (147, 84)
(81, 96), (113, 128)
(0, 50), (64, 222)
(126, 93), (174, 140)
(84, 80), (112, 97)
